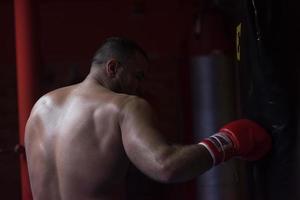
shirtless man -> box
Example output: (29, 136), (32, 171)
(25, 37), (271, 200)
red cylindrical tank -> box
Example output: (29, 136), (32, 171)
(14, 0), (40, 199)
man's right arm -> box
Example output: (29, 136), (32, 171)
(119, 96), (213, 183)
(119, 96), (272, 183)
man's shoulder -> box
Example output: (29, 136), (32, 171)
(116, 94), (152, 121)
(36, 84), (81, 107)
(115, 94), (149, 110)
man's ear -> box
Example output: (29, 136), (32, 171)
(105, 59), (120, 78)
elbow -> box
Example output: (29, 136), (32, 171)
(155, 159), (179, 183)
(158, 164), (177, 183)
(145, 146), (181, 183)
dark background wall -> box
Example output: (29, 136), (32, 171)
(0, 1), (20, 199)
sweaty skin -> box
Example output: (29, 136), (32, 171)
(25, 53), (213, 200)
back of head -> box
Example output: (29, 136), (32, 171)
(92, 37), (148, 66)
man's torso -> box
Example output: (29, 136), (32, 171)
(25, 82), (130, 200)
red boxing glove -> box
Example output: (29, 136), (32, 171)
(199, 119), (272, 165)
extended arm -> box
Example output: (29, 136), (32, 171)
(120, 96), (272, 183)
(119, 97), (213, 183)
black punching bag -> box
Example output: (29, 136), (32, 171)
(232, 0), (294, 200)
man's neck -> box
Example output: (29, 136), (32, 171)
(84, 70), (118, 92)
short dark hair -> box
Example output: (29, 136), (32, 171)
(92, 37), (148, 66)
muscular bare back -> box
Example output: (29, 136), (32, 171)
(25, 81), (131, 200)
(25, 38), (215, 200)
